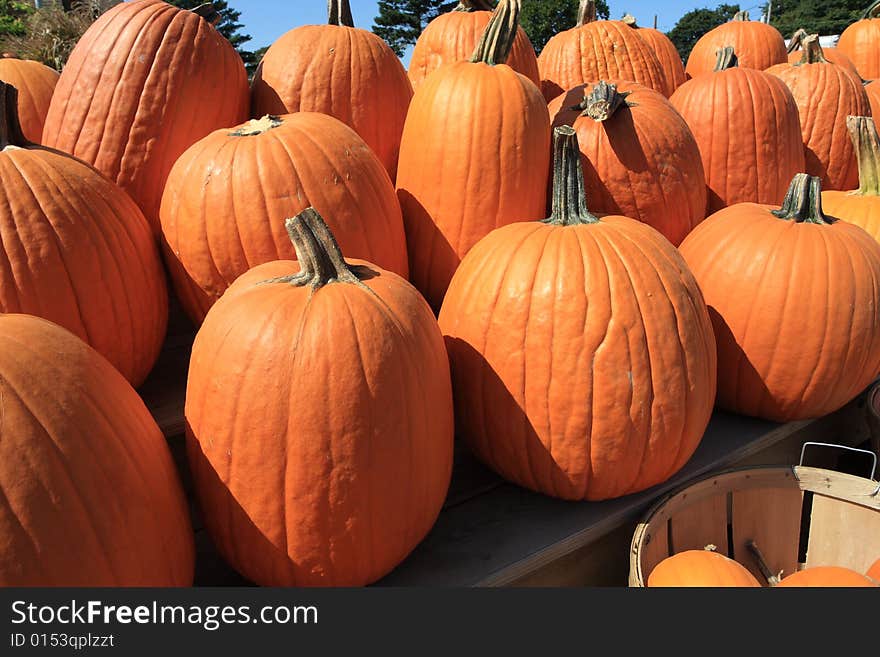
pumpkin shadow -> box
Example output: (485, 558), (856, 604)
(803, 147), (827, 184)
(249, 78), (287, 118)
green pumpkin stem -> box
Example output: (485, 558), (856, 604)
(714, 46), (738, 71)
(470, 0), (521, 66)
(732, 10), (750, 21)
(577, 0), (597, 26)
(786, 28), (808, 54)
(229, 115), (284, 137)
(191, 3), (222, 25)
(862, 0), (880, 19)
(546, 126), (599, 227)
(0, 82), (29, 149)
(771, 174), (832, 224)
(579, 81), (633, 122)
(796, 35), (828, 65)
(328, 0), (355, 27)
(848, 116), (880, 196)
(454, 0), (494, 11)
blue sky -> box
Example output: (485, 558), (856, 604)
(231, 1), (771, 60)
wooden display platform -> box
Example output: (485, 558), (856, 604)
(139, 323), (875, 587)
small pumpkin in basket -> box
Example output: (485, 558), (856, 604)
(648, 548), (762, 587)
(777, 566), (878, 587)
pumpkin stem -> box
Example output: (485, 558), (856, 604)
(577, 81), (633, 122)
(191, 3), (222, 26)
(796, 34), (828, 65)
(746, 540), (782, 587)
(862, 0), (880, 19)
(848, 115), (880, 196)
(470, 0), (521, 66)
(0, 82), (29, 149)
(786, 28), (808, 53)
(546, 126), (599, 227)
(621, 13), (638, 27)
(328, 0), (355, 27)
(714, 46), (738, 71)
(229, 115), (284, 137)
(771, 174), (832, 224)
(732, 10), (750, 21)
(577, 0), (596, 26)
(454, 0), (495, 11)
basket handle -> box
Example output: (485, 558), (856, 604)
(799, 441), (877, 481)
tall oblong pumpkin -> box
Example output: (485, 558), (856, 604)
(160, 112), (409, 325)
(837, 1), (880, 80)
(396, 0), (551, 312)
(41, 0), (249, 234)
(679, 174), (880, 422)
(251, 0), (412, 181)
(408, 0), (540, 91)
(0, 314), (194, 586)
(0, 57), (58, 143)
(621, 14), (686, 91)
(550, 80), (706, 245)
(0, 83), (167, 387)
(438, 126), (717, 501)
(186, 209), (454, 587)
(686, 11), (786, 78)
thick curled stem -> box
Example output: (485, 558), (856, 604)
(714, 46), (738, 71)
(771, 174), (832, 224)
(470, 0), (520, 66)
(848, 115), (880, 196)
(328, 0), (355, 27)
(545, 126), (599, 227)
(0, 82), (29, 149)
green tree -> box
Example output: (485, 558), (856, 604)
(762, 0), (866, 38)
(520, 0), (610, 54)
(0, 1), (34, 39)
(667, 4), (740, 61)
(372, 0), (457, 57)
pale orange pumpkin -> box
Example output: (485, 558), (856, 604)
(648, 550), (762, 587)
(777, 566), (879, 587)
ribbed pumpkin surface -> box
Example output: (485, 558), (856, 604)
(0, 59), (58, 143)
(686, 19), (786, 77)
(0, 314), (194, 586)
(786, 47), (858, 74)
(648, 550), (762, 587)
(778, 566), (879, 587)
(625, 24), (686, 91)
(838, 13), (880, 79)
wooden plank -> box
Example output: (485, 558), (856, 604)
(732, 488), (803, 584)
(668, 493), (729, 556)
(806, 495), (880, 573)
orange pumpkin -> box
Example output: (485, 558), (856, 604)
(0, 83), (167, 387)
(0, 314), (194, 586)
(538, 1), (672, 102)
(621, 14), (686, 91)
(251, 0), (412, 181)
(785, 28), (859, 75)
(160, 112), (409, 325)
(837, 1), (880, 80)
(647, 550), (762, 587)
(686, 11), (787, 78)
(437, 126), (717, 501)
(679, 173), (880, 422)
(865, 79), (880, 116)
(777, 566), (878, 587)
(0, 57), (58, 143)
(822, 116), (880, 244)
(671, 48), (805, 213)
(408, 0), (540, 91)
(867, 558), (880, 582)
(41, 0), (249, 235)
(186, 208), (454, 586)
(549, 80), (706, 246)
(766, 35), (870, 191)
(396, 0), (551, 312)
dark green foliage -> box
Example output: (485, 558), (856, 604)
(762, 0), (867, 39)
(666, 4), (740, 61)
(0, 1), (34, 39)
(520, 0), (610, 54)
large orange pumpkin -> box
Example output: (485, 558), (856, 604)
(437, 126), (717, 501)
(537, 1), (671, 102)
(41, 0), (249, 235)
(549, 80), (706, 246)
(671, 48), (805, 213)
(679, 173), (880, 422)
(160, 112), (409, 325)
(186, 208), (454, 586)
(822, 116), (880, 244)
(396, 0), (550, 312)
(865, 80), (880, 116)
(777, 566), (879, 587)
(837, 1), (880, 80)
(766, 36), (870, 191)
(0, 314), (194, 586)
(408, 0), (540, 91)
(785, 28), (858, 75)
(251, 0), (412, 181)
(686, 11), (786, 78)
(621, 14), (686, 91)
(0, 83), (167, 387)
(647, 550), (762, 587)
(0, 57), (58, 143)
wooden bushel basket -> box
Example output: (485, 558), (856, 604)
(629, 443), (880, 586)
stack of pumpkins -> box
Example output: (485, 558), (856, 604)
(0, 0), (879, 587)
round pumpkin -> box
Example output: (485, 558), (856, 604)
(0, 314), (194, 586)
(777, 566), (879, 587)
(41, 0), (249, 235)
(0, 83), (167, 387)
(538, 1), (672, 102)
(647, 550), (762, 587)
(621, 14), (686, 91)
(766, 35), (870, 191)
(0, 57), (58, 143)
(549, 80), (706, 246)
(785, 28), (859, 75)
(837, 1), (880, 80)
(396, 0), (551, 312)
(671, 48), (805, 214)
(679, 173), (880, 422)
(867, 557), (880, 582)
(438, 126), (717, 501)
(822, 116), (880, 244)
(686, 11), (786, 78)
(186, 208), (454, 586)
(251, 0), (412, 181)
(160, 112), (409, 325)
(865, 79), (880, 117)
(408, 0), (540, 92)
